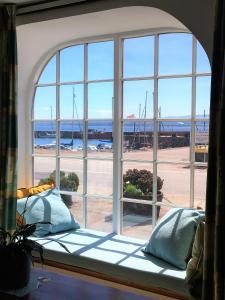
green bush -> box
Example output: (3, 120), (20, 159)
(123, 169), (163, 216)
(39, 170), (79, 192)
(124, 183), (143, 198)
(123, 168), (163, 196)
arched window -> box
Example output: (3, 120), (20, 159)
(32, 32), (211, 239)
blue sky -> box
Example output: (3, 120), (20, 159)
(35, 33), (211, 120)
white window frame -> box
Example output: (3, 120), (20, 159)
(32, 29), (211, 235)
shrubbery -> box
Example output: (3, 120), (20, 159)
(124, 183), (143, 198)
(123, 168), (163, 197)
(123, 169), (164, 216)
(39, 170), (79, 192)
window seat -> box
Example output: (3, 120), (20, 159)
(30, 228), (188, 299)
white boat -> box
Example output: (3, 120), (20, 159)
(88, 145), (97, 151)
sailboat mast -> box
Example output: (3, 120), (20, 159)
(50, 105), (53, 120)
(203, 109), (205, 131)
(50, 105), (54, 135)
(143, 91), (148, 148)
(138, 103), (141, 144)
(72, 87), (75, 146)
(158, 106), (161, 132)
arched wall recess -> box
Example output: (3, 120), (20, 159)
(17, 5), (212, 190)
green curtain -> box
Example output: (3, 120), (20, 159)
(202, 0), (225, 299)
(0, 5), (17, 231)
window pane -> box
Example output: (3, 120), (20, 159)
(195, 121), (209, 137)
(65, 195), (83, 226)
(60, 84), (83, 119)
(60, 121), (83, 156)
(88, 82), (113, 119)
(33, 121), (56, 156)
(194, 167), (207, 210)
(60, 158), (83, 194)
(87, 160), (113, 196)
(33, 157), (56, 186)
(123, 80), (154, 119)
(157, 164), (190, 207)
(87, 121), (113, 158)
(34, 86), (56, 120)
(123, 36), (154, 78)
(196, 76), (211, 118)
(195, 121), (209, 163)
(159, 33), (192, 75)
(87, 197), (112, 232)
(38, 55), (56, 84)
(122, 202), (153, 239)
(158, 121), (191, 162)
(123, 162), (156, 201)
(155, 205), (171, 225)
(60, 45), (84, 82)
(158, 78), (192, 118)
(123, 120), (153, 161)
(88, 41), (114, 80)
(197, 41), (211, 73)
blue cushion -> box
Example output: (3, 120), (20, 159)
(17, 188), (80, 237)
(143, 208), (205, 269)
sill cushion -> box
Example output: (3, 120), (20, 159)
(30, 228), (187, 298)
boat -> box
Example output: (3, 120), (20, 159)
(97, 143), (112, 150)
(39, 143), (56, 149)
(61, 140), (73, 147)
(87, 145), (97, 151)
(99, 139), (112, 143)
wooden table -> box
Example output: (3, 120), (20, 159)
(0, 268), (156, 300)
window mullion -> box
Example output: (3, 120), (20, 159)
(31, 86), (37, 186)
(56, 51), (60, 188)
(190, 36), (197, 208)
(113, 37), (122, 234)
(152, 34), (159, 227)
(83, 43), (88, 228)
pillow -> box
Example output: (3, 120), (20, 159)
(143, 208), (205, 269)
(17, 188), (29, 199)
(17, 187), (80, 237)
(17, 183), (55, 199)
(16, 183), (56, 226)
(186, 222), (205, 299)
(28, 182), (55, 195)
(17, 188), (29, 225)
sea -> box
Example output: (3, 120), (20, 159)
(34, 120), (209, 150)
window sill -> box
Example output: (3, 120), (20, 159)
(31, 228), (188, 299)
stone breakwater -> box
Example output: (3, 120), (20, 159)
(35, 131), (190, 149)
